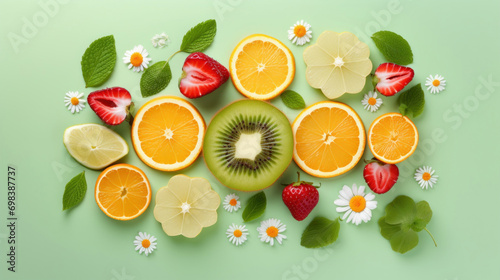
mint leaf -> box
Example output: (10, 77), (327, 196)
(385, 195), (416, 227)
(390, 230), (419, 254)
(62, 171), (87, 211)
(398, 84), (425, 118)
(378, 217), (401, 240)
(301, 217), (340, 248)
(242, 192), (266, 222)
(412, 201), (432, 232)
(371, 31), (413, 65)
(180, 19), (217, 53)
(81, 35), (116, 87)
(281, 90), (306, 109)
(140, 61), (172, 97)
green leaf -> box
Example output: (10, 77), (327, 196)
(371, 31), (413, 65)
(390, 230), (419, 254)
(62, 171), (87, 211)
(81, 35), (116, 87)
(180, 19), (217, 53)
(301, 217), (340, 248)
(385, 195), (416, 227)
(280, 90), (306, 109)
(378, 217), (402, 241)
(398, 84), (425, 118)
(140, 61), (172, 97)
(242, 192), (266, 222)
(412, 201), (432, 232)
(380, 196), (435, 254)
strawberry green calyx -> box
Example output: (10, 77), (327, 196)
(290, 172), (320, 188)
(125, 102), (135, 126)
(364, 157), (385, 165)
(372, 74), (380, 89)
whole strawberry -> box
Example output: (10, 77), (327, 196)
(363, 159), (399, 194)
(282, 172), (319, 221)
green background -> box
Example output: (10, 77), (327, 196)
(1, 0), (500, 279)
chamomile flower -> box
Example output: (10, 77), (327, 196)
(133, 232), (157, 256)
(288, 20), (312, 46)
(334, 184), (377, 226)
(64, 91), (86, 113)
(223, 194), (241, 212)
(226, 224), (249, 246)
(152, 33), (170, 48)
(414, 166), (438, 189)
(361, 91), (383, 112)
(123, 45), (152, 72)
(425, 74), (446, 94)
(257, 218), (286, 246)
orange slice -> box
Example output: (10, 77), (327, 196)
(95, 164), (151, 220)
(292, 101), (365, 178)
(229, 34), (295, 100)
(368, 113), (419, 164)
(131, 96), (205, 171)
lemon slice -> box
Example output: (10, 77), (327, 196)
(63, 123), (129, 170)
(303, 31), (372, 99)
(154, 175), (220, 238)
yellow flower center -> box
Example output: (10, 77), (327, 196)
(266, 226), (279, 238)
(233, 229), (242, 238)
(141, 239), (151, 248)
(229, 198), (238, 206)
(422, 172), (431, 181)
(130, 52), (144, 67)
(349, 195), (366, 213)
(432, 79), (440, 86)
(368, 97), (377, 105)
(70, 97), (80, 105)
(294, 25), (307, 37)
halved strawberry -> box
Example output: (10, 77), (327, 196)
(373, 63), (414, 96)
(363, 159), (399, 194)
(179, 52), (229, 99)
(87, 87), (133, 126)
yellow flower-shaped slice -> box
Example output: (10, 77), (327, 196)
(303, 31), (372, 99)
(154, 175), (220, 238)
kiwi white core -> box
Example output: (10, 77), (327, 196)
(234, 132), (262, 161)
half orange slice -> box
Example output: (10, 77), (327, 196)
(229, 34), (295, 100)
(131, 96), (205, 171)
(292, 101), (365, 178)
(368, 113), (419, 164)
(95, 164), (151, 220)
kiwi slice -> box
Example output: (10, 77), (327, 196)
(204, 100), (293, 191)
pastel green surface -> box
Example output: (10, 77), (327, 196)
(1, 0), (499, 279)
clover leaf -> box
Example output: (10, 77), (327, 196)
(379, 195), (437, 254)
